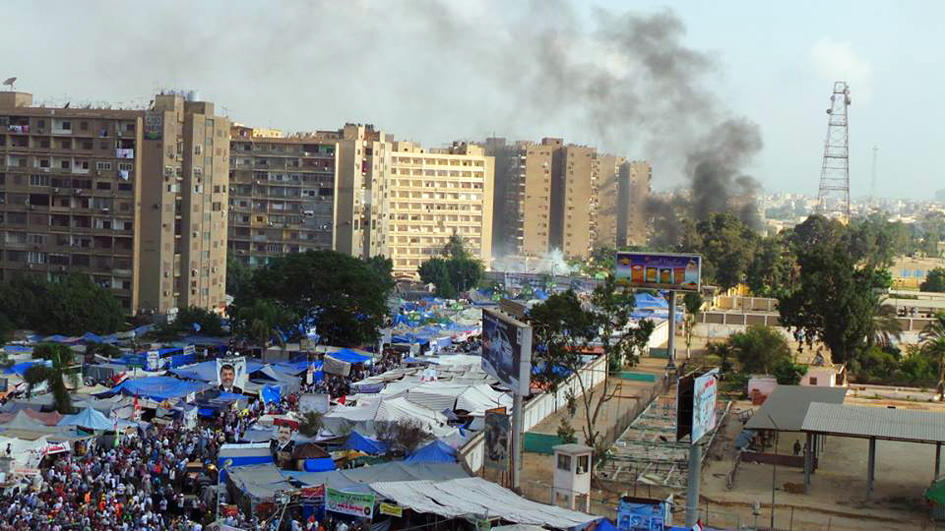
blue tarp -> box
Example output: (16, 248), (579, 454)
(532, 362), (572, 378)
(404, 440), (456, 464)
(343, 431), (388, 455)
(4, 359), (51, 375)
(58, 406), (113, 430)
(169, 360), (265, 383)
(402, 357), (439, 365)
(273, 360), (320, 375)
(4, 345), (33, 354)
(108, 376), (210, 401)
(261, 385), (281, 404)
(302, 458), (337, 472)
(217, 392), (246, 401)
(634, 293), (668, 309)
(326, 349), (371, 364)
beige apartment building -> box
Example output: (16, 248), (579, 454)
(386, 141), (494, 274)
(595, 154), (626, 248)
(228, 125), (339, 266)
(619, 160), (651, 247)
(0, 90), (228, 316)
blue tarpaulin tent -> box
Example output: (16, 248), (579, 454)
(107, 376), (209, 401)
(634, 293), (668, 309)
(261, 385), (281, 404)
(58, 406), (114, 430)
(343, 431), (388, 455)
(326, 349), (371, 364)
(3, 345), (33, 354)
(404, 440), (456, 464)
(4, 359), (50, 375)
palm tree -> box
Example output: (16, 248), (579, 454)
(23, 343), (77, 413)
(919, 312), (945, 401)
(869, 301), (903, 350)
(234, 299), (296, 349)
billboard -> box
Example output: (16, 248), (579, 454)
(326, 487), (375, 519)
(675, 368), (718, 443)
(615, 252), (701, 292)
(481, 308), (532, 395)
(484, 407), (510, 470)
(691, 369), (719, 444)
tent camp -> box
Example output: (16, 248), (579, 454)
(106, 376), (210, 402)
(343, 431), (388, 455)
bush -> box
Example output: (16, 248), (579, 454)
(375, 419), (432, 456)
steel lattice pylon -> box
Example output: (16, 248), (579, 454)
(816, 81), (852, 221)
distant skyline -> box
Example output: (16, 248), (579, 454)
(1, 0), (942, 199)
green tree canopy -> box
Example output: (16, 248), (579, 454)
(728, 325), (792, 374)
(231, 298), (297, 347)
(234, 250), (392, 346)
(226, 255), (254, 300)
(921, 268), (945, 293)
(0, 274), (125, 335)
(27, 343), (78, 413)
(418, 235), (483, 298)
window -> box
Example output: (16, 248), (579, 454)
(809, 377), (818, 385)
(118, 162), (133, 171)
(557, 454), (572, 471)
(30, 175), (49, 186)
(39, 159), (50, 168)
(60, 160), (70, 169)
(61, 121), (71, 130)
(37, 120), (45, 128)
(576, 455), (589, 475)
(96, 161), (112, 170)
(79, 121), (89, 131)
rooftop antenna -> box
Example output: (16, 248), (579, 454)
(869, 145), (878, 205)
(2, 77), (16, 91)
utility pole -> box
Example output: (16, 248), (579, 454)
(869, 145), (878, 205)
(816, 81), (852, 222)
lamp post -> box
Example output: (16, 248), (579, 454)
(765, 412), (780, 530)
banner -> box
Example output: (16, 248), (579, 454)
(326, 487), (375, 519)
(216, 357), (247, 394)
(379, 502), (403, 517)
(615, 252), (701, 292)
(691, 369), (719, 443)
(484, 407), (510, 470)
(300, 485), (325, 504)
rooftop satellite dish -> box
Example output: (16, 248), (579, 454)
(2, 77), (16, 90)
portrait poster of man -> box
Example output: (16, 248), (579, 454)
(270, 423), (296, 469)
(484, 407), (510, 470)
(216, 357), (247, 394)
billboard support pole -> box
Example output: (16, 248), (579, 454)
(685, 441), (701, 526)
(666, 290), (677, 372)
(512, 391), (523, 492)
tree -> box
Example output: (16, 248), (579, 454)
(155, 306), (226, 339)
(226, 255), (254, 300)
(530, 277), (652, 468)
(921, 268), (945, 293)
(235, 250), (392, 346)
(26, 343), (78, 413)
(84, 342), (122, 363)
(298, 410), (324, 438)
(231, 299), (297, 348)
(727, 325), (792, 374)
(418, 235), (483, 298)
(919, 312), (945, 400)
(771, 360), (808, 385)
(682, 292), (703, 357)
(0, 274), (125, 335)
(778, 216), (878, 364)
(692, 212), (759, 290)
(868, 301), (903, 350)
(364, 255), (396, 293)
(745, 235), (796, 298)
(375, 419), (432, 456)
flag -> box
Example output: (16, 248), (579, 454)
(193, 322), (202, 332)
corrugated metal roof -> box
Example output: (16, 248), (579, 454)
(744, 385), (847, 431)
(801, 402), (945, 443)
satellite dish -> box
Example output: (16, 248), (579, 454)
(2, 77), (16, 89)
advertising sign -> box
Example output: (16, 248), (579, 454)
(615, 252), (701, 292)
(326, 487), (375, 519)
(216, 357), (247, 394)
(300, 485), (325, 504)
(675, 369), (718, 443)
(691, 369), (719, 444)
(481, 308), (532, 395)
(484, 407), (510, 470)
(144, 110), (163, 140)
(379, 502), (403, 517)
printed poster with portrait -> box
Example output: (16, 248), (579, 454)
(216, 357), (247, 394)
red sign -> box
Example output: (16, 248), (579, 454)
(222, 505), (240, 517)
(300, 484), (326, 503)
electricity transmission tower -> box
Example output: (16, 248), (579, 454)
(816, 81), (852, 221)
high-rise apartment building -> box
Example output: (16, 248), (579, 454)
(138, 93), (230, 314)
(595, 154), (626, 248)
(227, 125), (339, 266)
(385, 141), (493, 274)
(311, 124), (392, 259)
(0, 90), (229, 316)
(555, 144), (599, 259)
(618, 161), (651, 247)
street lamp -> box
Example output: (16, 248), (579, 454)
(765, 411), (780, 530)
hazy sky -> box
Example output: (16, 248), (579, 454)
(1, 0), (941, 199)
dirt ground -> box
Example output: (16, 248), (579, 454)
(701, 399), (945, 530)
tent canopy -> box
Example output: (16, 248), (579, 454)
(4, 359), (51, 375)
(326, 348), (371, 364)
(405, 439), (456, 464)
(58, 406), (113, 431)
(108, 376), (210, 402)
(343, 431), (388, 455)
